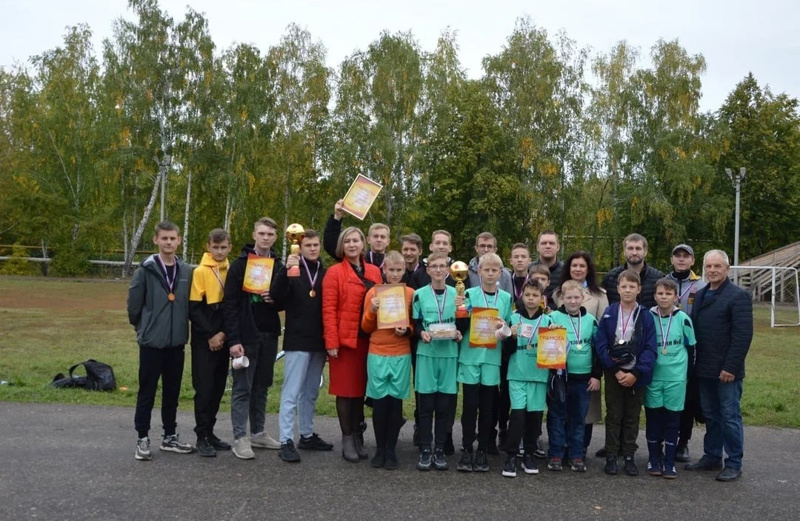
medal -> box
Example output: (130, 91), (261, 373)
(156, 255), (178, 303)
(301, 257), (320, 300)
(662, 348), (668, 355)
(568, 313), (582, 352)
(657, 309), (675, 357)
(168, 292), (175, 302)
(576, 343), (583, 350)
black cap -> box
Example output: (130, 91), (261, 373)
(672, 244), (694, 256)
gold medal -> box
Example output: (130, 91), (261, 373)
(309, 290), (316, 298)
(168, 292), (175, 302)
(576, 343), (583, 350)
(662, 348), (668, 355)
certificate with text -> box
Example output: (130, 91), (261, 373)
(342, 174), (383, 220)
(469, 307), (499, 348)
(537, 327), (567, 369)
(242, 255), (274, 294)
(376, 284), (409, 329)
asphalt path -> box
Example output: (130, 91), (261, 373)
(0, 402), (797, 520)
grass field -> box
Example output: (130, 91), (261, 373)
(0, 276), (798, 428)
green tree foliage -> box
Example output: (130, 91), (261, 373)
(2, 4), (799, 274)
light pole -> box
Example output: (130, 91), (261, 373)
(725, 167), (746, 283)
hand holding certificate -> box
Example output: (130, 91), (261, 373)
(376, 284), (409, 329)
(537, 327), (567, 369)
(341, 174), (383, 220)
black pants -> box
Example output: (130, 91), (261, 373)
(461, 383), (497, 451)
(134, 346), (185, 438)
(372, 396), (404, 450)
(506, 409), (543, 456)
(191, 339), (229, 438)
(603, 370), (642, 457)
(418, 392), (455, 450)
(496, 356), (510, 436)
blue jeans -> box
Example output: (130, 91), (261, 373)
(546, 378), (591, 460)
(698, 378), (744, 470)
(231, 333), (277, 440)
(279, 351), (326, 443)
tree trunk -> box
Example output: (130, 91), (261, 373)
(123, 158), (169, 277)
(182, 169), (193, 260)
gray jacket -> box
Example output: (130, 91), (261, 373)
(467, 256), (514, 295)
(127, 254), (192, 349)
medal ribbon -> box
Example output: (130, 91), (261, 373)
(569, 312), (582, 348)
(482, 288), (498, 308)
(513, 275), (528, 301)
(430, 285), (448, 323)
(620, 306), (637, 339)
(368, 251), (385, 269)
(678, 281), (696, 302)
(155, 255), (177, 296)
(211, 265), (225, 292)
(525, 314), (544, 349)
(657, 309), (675, 354)
(301, 256), (320, 292)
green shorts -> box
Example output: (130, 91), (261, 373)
(415, 354), (458, 395)
(457, 362), (500, 386)
(508, 380), (547, 412)
(366, 353), (412, 400)
(644, 380), (686, 411)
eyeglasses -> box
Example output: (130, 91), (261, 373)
(429, 265), (448, 271)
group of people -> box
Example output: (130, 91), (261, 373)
(126, 202), (753, 483)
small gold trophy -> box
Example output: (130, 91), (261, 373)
(450, 260), (469, 318)
(286, 223), (305, 278)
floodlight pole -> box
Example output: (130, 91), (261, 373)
(725, 167), (746, 284)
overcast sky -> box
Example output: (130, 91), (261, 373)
(1, 0), (797, 112)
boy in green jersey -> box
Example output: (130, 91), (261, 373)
(546, 280), (600, 473)
(645, 278), (697, 479)
(412, 252), (465, 471)
(456, 253), (513, 473)
(500, 279), (551, 478)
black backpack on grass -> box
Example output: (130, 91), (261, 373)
(51, 359), (116, 391)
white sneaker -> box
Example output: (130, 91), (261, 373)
(160, 434), (195, 454)
(250, 431), (281, 450)
(233, 437), (255, 460)
(135, 437), (152, 461)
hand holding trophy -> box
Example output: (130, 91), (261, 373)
(286, 223), (305, 278)
(450, 261), (469, 318)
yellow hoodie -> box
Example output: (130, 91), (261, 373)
(190, 252), (229, 305)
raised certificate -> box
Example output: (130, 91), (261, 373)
(341, 174), (383, 220)
(469, 307), (499, 348)
(537, 327), (567, 369)
(376, 284), (409, 329)
(242, 254), (274, 294)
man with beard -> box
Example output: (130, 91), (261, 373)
(602, 233), (664, 308)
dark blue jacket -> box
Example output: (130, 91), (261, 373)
(691, 278), (753, 380)
(595, 302), (658, 387)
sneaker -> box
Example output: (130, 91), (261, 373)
(160, 434), (195, 454)
(370, 448), (385, 468)
(662, 465), (678, 479)
(604, 456), (618, 475)
(473, 450), (489, 472)
(278, 440), (301, 463)
(135, 437), (152, 461)
(647, 460), (663, 476)
(533, 438), (546, 459)
(623, 455), (639, 477)
(298, 433), (334, 451)
(443, 433), (455, 456)
(571, 458), (587, 473)
(433, 449), (448, 470)
(250, 432), (281, 450)
(209, 433), (231, 451)
(715, 467), (742, 482)
(521, 454), (539, 475)
(501, 455), (517, 478)
(456, 450), (473, 472)
(675, 444), (690, 462)
(417, 449), (433, 471)
(232, 437), (255, 460)
(547, 457), (563, 471)
(197, 437), (216, 458)
(384, 448), (399, 470)
(685, 458), (724, 471)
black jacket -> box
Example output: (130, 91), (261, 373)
(222, 245), (284, 346)
(271, 258), (326, 352)
(531, 259), (564, 298)
(691, 278), (753, 380)
(602, 262), (664, 308)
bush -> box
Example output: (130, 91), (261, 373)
(0, 243), (39, 276)
(49, 246), (92, 277)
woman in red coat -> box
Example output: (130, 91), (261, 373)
(322, 226), (383, 462)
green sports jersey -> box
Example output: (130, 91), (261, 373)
(507, 311), (551, 382)
(412, 285), (459, 358)
(650, 308), (697, 382)
(459, 286), (513, 366)
(549, 309), (598, 376)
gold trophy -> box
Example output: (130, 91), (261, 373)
(450, 260), (469, 318)
(286, 223), (305, 278)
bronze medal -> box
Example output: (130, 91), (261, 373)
(309, 289), (316, 298)
(168, 292), (175, 302)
